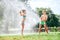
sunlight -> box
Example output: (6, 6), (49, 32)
(29, 0), (60, 14)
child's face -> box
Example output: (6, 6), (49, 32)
(42, 10), (46, 14)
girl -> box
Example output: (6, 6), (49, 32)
(20, 10), (26, 35)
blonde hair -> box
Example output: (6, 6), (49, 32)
(42, 9), (46, 12)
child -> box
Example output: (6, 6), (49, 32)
(39, 9), (48, 33)
(20, 9), (26, 35)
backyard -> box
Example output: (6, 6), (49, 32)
(0, 32), (60, 40)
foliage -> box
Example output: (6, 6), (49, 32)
(36, 8), (60, 27)
(50, 27), (58, 32)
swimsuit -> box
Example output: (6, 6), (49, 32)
(39, 21), (46, 25)
(22, 15), (26, 25)
(23, 15), (26, 19)
(40, 15), (47, 25)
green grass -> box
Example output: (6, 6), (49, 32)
(0, 32), (60, 40)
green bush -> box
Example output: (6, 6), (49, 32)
(50, 27), (58, 32)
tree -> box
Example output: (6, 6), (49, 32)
(36, 8), (60, 27)
(19, 0), (28, 2)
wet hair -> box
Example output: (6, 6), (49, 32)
(20, 9), (26, 14)
(22, 10), (26, 13)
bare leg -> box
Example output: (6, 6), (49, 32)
(21, 23), (24, 35)
(44, 24), (48, 33)
(39, 24), (42, 34)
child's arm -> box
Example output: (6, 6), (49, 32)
(45, 15), (48, 21)
(19, 11), (22, 16)
(40, 15), (43, 21)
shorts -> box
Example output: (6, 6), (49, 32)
(39, 21), (46, 25)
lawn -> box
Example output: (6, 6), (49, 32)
(0, 32), (60, 40)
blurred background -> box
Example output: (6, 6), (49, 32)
(29, 0), (60, 32)
(0, 0), (60, 34)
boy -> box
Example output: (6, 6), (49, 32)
(20, 9), (26, 35)
(39, 9), (48, 33)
